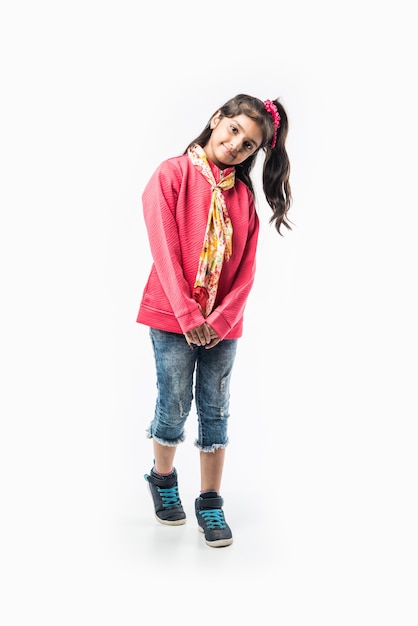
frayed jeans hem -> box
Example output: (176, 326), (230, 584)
(194, 440), (229, 453)
(146, 430), (186, 447)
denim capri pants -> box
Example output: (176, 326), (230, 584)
(146, 328), (238, 452)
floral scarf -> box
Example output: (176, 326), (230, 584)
(187, 144), (235, 317)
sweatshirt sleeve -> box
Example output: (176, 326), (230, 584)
(142, 162), (205, 332)
(205, 198), (259, 340)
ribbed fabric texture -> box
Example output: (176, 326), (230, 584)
(136, 153), (260, 340)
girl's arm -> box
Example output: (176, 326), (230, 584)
(142, 163), (206, 333)
(206, 205), (259, 340)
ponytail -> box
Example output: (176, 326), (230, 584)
(262, 99), (292, 235)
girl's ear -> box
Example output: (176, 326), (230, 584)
(210, 111), (222, 129)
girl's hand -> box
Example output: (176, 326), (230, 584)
(205, 324), (221, 349)
(185, 323), (211, 347)
(184, 323), (220, 349)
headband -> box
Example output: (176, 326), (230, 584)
(264, 99), (281, 148)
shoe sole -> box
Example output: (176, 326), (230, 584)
(155, 514), (186, 526)
(147, 483), (186, 526)
(198, 525), (233, 547)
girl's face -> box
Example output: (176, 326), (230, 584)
(203, 112), (263, 169)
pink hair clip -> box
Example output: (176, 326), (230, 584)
(264, 99), (281, 148)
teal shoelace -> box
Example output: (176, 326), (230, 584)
(157, 485), (181, 509)
(199, 509), (226, 529)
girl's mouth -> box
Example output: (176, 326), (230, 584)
(223, 145), (235, 159)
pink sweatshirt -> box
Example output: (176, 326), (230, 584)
(136, 153), (260, 340)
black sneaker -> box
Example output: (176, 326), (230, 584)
(195, 491), (233, 547)
(144, 467), (186, 526)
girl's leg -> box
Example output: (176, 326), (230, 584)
(194, 338), (238, 466)
(147, 328), (196, 446)
(200, 448), (225, 493)
(194, 340), (237, 546)
(196, 445), (233, 547)
(153, 440), (177, 474)
(144, 329), (195, 526)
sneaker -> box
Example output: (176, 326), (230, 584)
(195, 491), (233, 547)
(144, 467), (186, 525)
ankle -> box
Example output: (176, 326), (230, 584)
(153, 466), (174, 477)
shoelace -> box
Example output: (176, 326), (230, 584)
(198, 509), (226, 529)
(157, 485), (181, 509)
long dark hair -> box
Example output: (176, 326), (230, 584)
(185, 94), (292, 234)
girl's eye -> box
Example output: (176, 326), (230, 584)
(230, 125), (238, 133)
(244, 142), (252, 150)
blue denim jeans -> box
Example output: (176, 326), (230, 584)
(147, 328), (238, 452)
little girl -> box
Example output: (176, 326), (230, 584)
(137, 94), (292, 547)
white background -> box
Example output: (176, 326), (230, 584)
(1, 1), (417, 624)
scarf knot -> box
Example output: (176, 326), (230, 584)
(187, 144), (235, 317)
